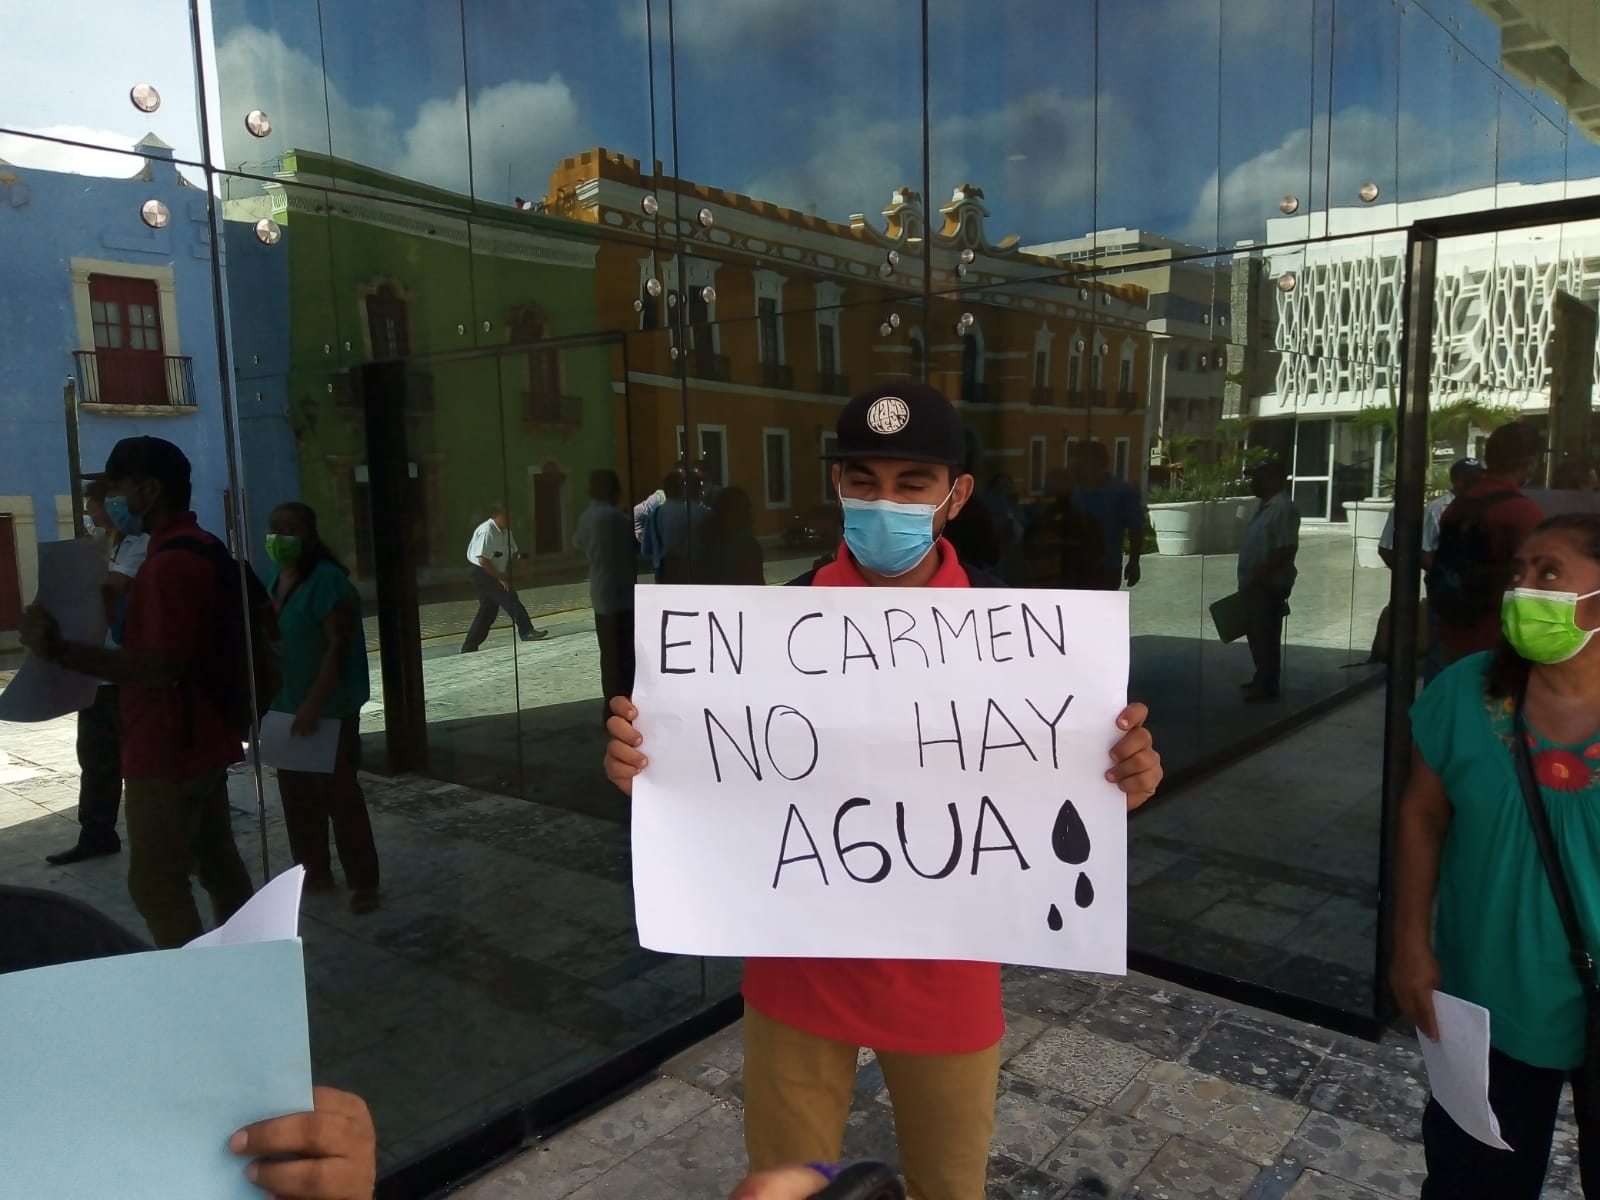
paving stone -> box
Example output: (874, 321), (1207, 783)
(1040, 1107), (1169, 1195)
(1002, 968), (1105, 1025)
(1298, 1050), (1427, 1143)
(987, 1152), (1071, 1199)
(1075, 983), (1219, 1061)
(1282, 1170), (1392, 1200)
(453, 1135), (621, 1200)
(992, 1074), (1094, 1166)
(566, 1076), (713, 1155)
(1283, 1111), (1424, 1198)
(1113, 1062), (1307, 1166)
(1186, 1019), (1326, 1101)
(1132, 1135), (1263, 1199)
(1008, 1027), (1152, 1106)
(619, 1103), (748, 1196)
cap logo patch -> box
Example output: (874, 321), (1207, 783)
(866, 395), (911, 436)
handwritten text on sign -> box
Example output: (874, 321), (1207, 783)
(630, 585), (1130, 973)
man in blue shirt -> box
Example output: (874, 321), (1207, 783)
(1236, 459), (1300, 701)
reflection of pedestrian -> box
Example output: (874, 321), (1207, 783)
(1237, 460), (1299, 702)
(20, 436), (256, 948)
(266, 502), (380, 915)
(700, 487), (766, 585)
(461, 503), (547, 653)
(48, 482), (149, 866)
(1069, 441), (1145, 590)
(641, 469), (711, 584)
(574, 470), (637, 721)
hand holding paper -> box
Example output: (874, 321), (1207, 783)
(1417, 991), (1513, 1151)
(0, 539), (110, 723)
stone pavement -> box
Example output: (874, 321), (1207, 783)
(452, 971), (1585, 1200)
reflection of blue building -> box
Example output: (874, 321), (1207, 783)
(223, 219), (298, 566)
(0, 134), (234, 615)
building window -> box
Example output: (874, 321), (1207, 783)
(763, 428), (792, 508)
(1090, 346), (1104, 391)
(758, 297), (780, 365)
(1115, 437), (1131, 480)
(1118, 357), (1134, 392)
(1028, 436), (1047, 495)
(508, 308), (565, 423)
(640, 281), (661, 331)
(1064, 435), (1080, 468)
(821, 431), (839, 501)
(1034, 350), (1049, 388)
(365, 283), (411, 358)
(87, 274), (167, 406)
(961, 334), (981, 404)
(910, 334), (925, 378)
(819, 322), (838, 381)
(697, 425), (728, 488)
(1174, 348), (1190, 371)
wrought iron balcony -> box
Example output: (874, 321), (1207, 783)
(524, 390), (583, 427)
(819, 371), (850, 396)
(1115, 390), (1140, 411)
(74, 351), (195, 408)
(759, 360), (796, 390)
(1030, 385), (1055, 407)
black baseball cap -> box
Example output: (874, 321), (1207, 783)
(826, 381), (966, 468)
(84, 436), (192, 493)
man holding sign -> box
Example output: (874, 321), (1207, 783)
(605, 382), (1163, 1200)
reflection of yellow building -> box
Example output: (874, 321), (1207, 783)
(546, 150), (1152, 537)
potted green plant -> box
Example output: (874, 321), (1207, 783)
(1148, 421), (1263, 556)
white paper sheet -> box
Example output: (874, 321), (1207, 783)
(257, 711), (340, 774)
(1418, 991), (1513, 1150)
(630, 585), (1131, 973)
(0, 539), (109, 723)
(187, 865), (306, 949)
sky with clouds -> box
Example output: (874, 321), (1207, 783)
(2, 0), (1597, 252)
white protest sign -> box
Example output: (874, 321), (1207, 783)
(630, 584), (1130, 974)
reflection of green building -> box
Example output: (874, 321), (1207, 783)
(225, 151), (610, 584)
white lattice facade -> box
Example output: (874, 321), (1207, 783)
(1256, 179), (1600, 422)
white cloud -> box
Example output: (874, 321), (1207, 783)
(212, 26), (585, 202)
(618, 0), (883, 54)
(741, 88), (1102, 235)
(0, 127), (152, 176)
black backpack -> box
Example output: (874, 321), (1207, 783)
(150, 535), (281, 740)
(1427, 490), (1516, 628)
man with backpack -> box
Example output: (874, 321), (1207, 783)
(1428, 422), (1546, 670)
(21, 437), (259, 948)
(604, 383), (1164, 1200)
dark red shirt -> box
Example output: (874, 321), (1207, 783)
(119, 514), (244, 780)
(741, 540), (1007, 1055)
(1435, 481), (1544, 655)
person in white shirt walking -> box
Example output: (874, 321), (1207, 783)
(460, 503), (546, 654)
(48, 482), (149, 865)
(573, 469), (638, 723)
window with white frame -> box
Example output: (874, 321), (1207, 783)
(1028, 436), (1047, 495)
(697, 425), (729, 487)
(755, 270), (786, 368)
(1067, 338), (1083, 394)
(818, 321), (838, 382)
(1090, 340), (1105, 391)
(1064, 435), (1080, 467)
(1115, 437), (1131, 480)
(763, 428), (792, 507)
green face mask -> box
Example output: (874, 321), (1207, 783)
(265, 533), (302, 566)
(1501, 587), (1600, 664)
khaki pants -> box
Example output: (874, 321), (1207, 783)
(742, 1004), (1001, 1200)
(125, 770), (255, 948)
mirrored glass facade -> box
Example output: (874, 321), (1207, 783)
(5, 0), (1600, 1188)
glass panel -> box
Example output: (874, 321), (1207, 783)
(1326, 0), (1400, 237)
(1, 0), (206, 167)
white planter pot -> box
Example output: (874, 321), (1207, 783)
(1149, 497), (1252, 556)
(1345, 498), (1394, 571)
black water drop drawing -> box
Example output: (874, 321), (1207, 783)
(1047, 799), (1094, 928)
(1051, 799), (1091, 864)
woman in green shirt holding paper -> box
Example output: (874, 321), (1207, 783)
(266, 503), (380, 914)
(1394, 511), (1600, 1198)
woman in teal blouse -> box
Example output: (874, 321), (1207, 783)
(265, 503), (380, 914)
(1394, 512), (1600, 1198)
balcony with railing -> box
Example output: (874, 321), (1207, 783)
(74, 351), (196, 410)
(1030, 385), (1055, 407)
(818, 371), (850, 397)
(1115, 390), (1141, 412)
(688, 349), (732, 382)
(758, 360), (795, 390)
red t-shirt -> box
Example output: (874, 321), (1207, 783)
(119, 515), (245, 780)
(1434, 481), (1544, 655)
(741, 539), (1006, 1056)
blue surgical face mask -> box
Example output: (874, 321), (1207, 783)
(839, 487), (954, 578)
(104, 494), (143, 536)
